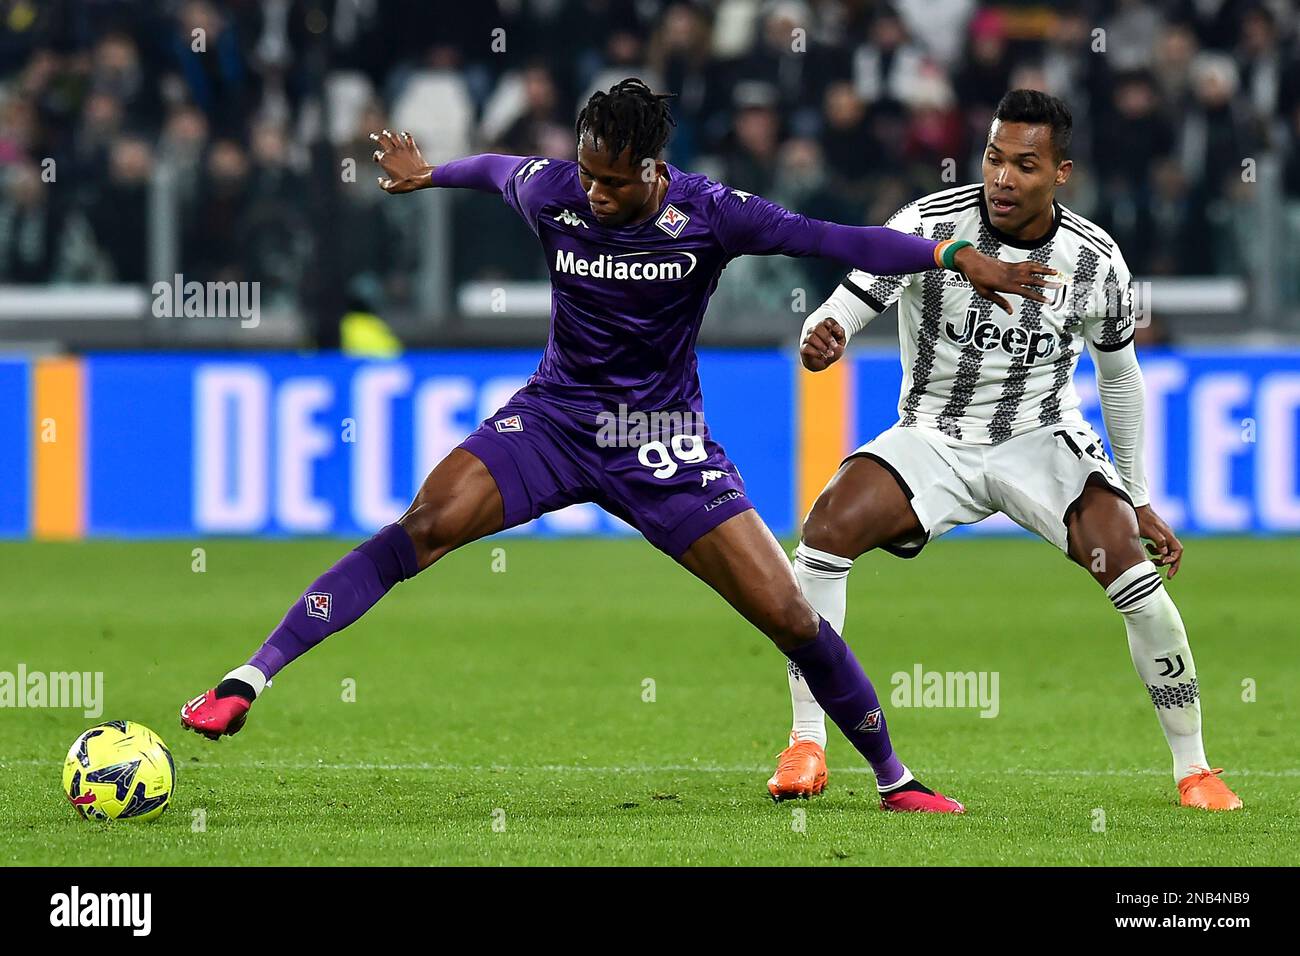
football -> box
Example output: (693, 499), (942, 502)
(61, 721), (175, 822)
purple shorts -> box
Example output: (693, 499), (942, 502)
(459, 385), (753, 558)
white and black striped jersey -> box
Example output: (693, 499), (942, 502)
(814, 184), (1135, 445)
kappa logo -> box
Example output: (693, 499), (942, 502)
(518, 158), (549, 183)
(700, 469), (728, 487)
(304, 591), (333, 622)
(855, 707), (883, 733)
(553, 209), (588, 229)
(730, 189), (753, 203)
(655, 204), (689, 238)
(494, 415), (523, 433)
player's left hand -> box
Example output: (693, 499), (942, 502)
(372, 129), (432, 193)
(955, 248), (1059, 315)
(1136, 505), (1183, 578)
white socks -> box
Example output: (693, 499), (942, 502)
(786, 543), (848, 749)
(1107, 560), (1209, 782)
(786, 549), (1213, 785)
(224, 664), (268, 699)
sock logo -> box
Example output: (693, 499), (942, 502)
(304, 592), (333, 622)
(855, 707), (883, 733)
(1156, 654), (1186, 678)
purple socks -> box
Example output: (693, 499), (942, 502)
(243, 526), (904, 791)
(785, 617), (905, 788)
(248, 523), (421, 680)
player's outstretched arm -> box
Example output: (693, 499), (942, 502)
(815, 223), (1059, 316)
(371, 129), (520, 195)
(715, 190), (1059, 316)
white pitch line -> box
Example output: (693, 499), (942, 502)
(5, 759), (1299, 777)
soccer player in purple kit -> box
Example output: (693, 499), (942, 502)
(181, 79), (1056, 813)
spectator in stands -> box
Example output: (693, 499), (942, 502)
(496, 64), (571, 159)
(1235, 4), (1283, 130)
(159, 104), (210, 208)
(852, 5), (928, 109)
(89, 32), (161, 134)
(0, 0), (1292, 326)
(730, 1), (846, 138)
(182, 137), (250, 282)
(0, 161), (64, 283)
(820, 81), (876, 197)
(953, 8), (1012, 117)
(164, 1), (251, 138)
(1153, 21), (1199, 113)
(722, 84), (783, 196)
(647, 2), (716, 167)
(1180, 54), (1255, 202)
(87, 135), (152, 283)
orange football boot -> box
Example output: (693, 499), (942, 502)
(767, 736), (828, 800)
(1177, 767), (1243, 811)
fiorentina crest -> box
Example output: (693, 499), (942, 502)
(855, 707), (883, 733)
(655, 204), (689, 238)
(304, 591), (333, 622)
(494, 415), (523, 433)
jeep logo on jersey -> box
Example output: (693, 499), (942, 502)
(554, 249), (698, 281)
(945, 308), (1058, 365)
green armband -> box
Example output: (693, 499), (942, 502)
(939, 239), (973, 271)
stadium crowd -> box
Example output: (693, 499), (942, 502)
(0, 0), (1296, 322)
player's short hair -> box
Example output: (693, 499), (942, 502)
(576, 77), (676, 164)
(992, 89), (1073, 162)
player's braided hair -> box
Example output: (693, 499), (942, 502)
(576, 77), (676, 162)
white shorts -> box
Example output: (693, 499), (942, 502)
(849, 422), (1134, 556)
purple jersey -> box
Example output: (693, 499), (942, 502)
(501, 156), (830, 412)
(432, 153), (943, 414)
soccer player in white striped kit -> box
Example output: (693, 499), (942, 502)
(768, 90), (1241, 812)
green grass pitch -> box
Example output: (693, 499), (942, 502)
(1, 535), (1295, 866)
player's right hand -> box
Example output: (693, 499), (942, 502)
(800, 316), (846, 372)
(372, 129), (433, 193)
(956, 247), (1058, 315)
(1137, 504), (1184, 578)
